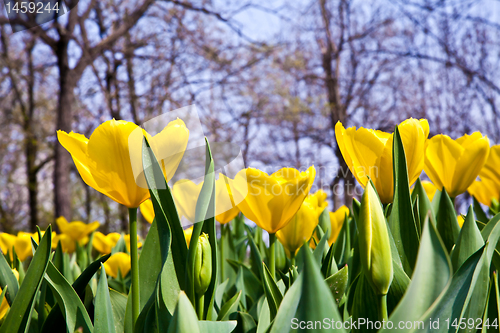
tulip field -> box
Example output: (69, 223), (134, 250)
(1, 117), (500, 333)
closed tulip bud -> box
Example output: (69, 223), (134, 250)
(194, 233), (212, 295)
(358, 182), (393, 296)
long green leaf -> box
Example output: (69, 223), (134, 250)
(451, 206), (484, 272)
(388, 126), (419, 275)
(436, 189), (460, 252)
(95, 264), (116, 333)
(167, 292), (200, 333)
(380, 216), (451, 332)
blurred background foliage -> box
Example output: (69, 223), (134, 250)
(1, 0), (499, 233)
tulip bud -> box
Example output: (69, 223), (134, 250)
(358, 182), (393, 295)
(194, 233), (212, 295)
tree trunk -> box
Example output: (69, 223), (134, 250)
(54, 39), (75, 222)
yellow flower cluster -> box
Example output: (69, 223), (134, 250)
(336, 118), (495, 205)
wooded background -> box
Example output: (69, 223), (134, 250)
(1, 0), (499, 233)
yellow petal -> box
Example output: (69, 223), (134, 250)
(149, 119), (190, 182)
(420, 181), (438, 202)
(184, 227), (193, 247)
(140, 199), (155, 224)
(0, 233), (17, 260)
(424, 134), (463, 192)
(276, 197), (319, 257)
(86, 119), (150, 208)
(53, 233), (77, 253)
(215, 174), (240, 224)
(172, 179), (204, 223)
(480, 145), (500, 184)
(56, 131), (99, 190)
(103, 252), (131, 278)
(468, 178), (500, 207)
(399, 118), (429, 184)
(56, 217), (100, 242)
(452, 133), (490, 197)
(328, 206), (350, 246)
(15, 232), (34, 261)
(93, 232), (121, 254)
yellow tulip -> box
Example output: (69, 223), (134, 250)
(139, 199), (155, 224)
(184, 227), (193, 247)
(52, 233), (88, 254)
(93, 232), (121, 254)
(335, 118), (429, 204)
(215, 174), (240, 224)
(103, 252), (131, 278)
(56, 217), (100, 242)
(0, 232), (49, 261)
(230, 166), (316, 234)
(172, 179), (204, 223)
(468, 177), (500, 207)
(358, 182), (393, 296)
(57, 118), (189, 208)
(420, 180), (438, 202)
(424, 132), (490, 198)
(480, 145), (500, 184)
(276, 190), (328, 257)
(457, 215), (465, 228)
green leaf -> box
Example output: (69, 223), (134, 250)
(292, 246), (345, 332)
(321, 242), (338, 278)
(199, 320), (237, 333)
(417, 246), (485, 332)
(435, 188), (460, 252)
(110, 289), (128, 333)
(317, 208), (331, 239)
(380, 216), (451, 332)
(0, 246), (19, 305)
(312, 225), (329, 265)
(451, 206), (484, 272)
(95, 263), (116, 333)
(187, 139), (216, 309)
(351, 273), (380, 331)
(387, 260), (410, 314)
(388, 126), (420, 276)
(482, 272), (500, 333)
(124, 217), (174, 333)
(142, 136), (187, 288)
(0, 226), (52, 333)
(262, 263), (283, 320)
(43, 262), (93, 333)
(333, 213), (350, 266)
(473, 196), (489, 224)
(217, 290), (241, 321)
(325, 264), (348, 304)
(269, 274), (302, 333)
(411, 178), (436, 228)
(256, 299), (271, 333)
(167, 292), (201, 333)
(41, 254), (111, 333)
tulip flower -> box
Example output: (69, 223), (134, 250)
(52, 233), (80, 253)
(230, 166), (316, 279)
(93, 232), (121, 254)
(139, 199), (155, 224)
(358, 182), (393, 320)
(468, 177), (500, 208)
(57, 118), (189, 326)
(0, 232), (52, 261)
(276, 190), (328, 258)
(103, 252), (132, 278)
(56, 217), (99, 242)
(215, 174), (240, 224)
(335, 118), (429, 204)
(57, 118), (189, 208)
(424, 132), (490, 198)
(479, 145), (500, 184)
(172, 179), (204, 223)
(231, 166), (316, 234)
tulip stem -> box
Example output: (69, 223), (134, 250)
(196, 293), (205, 319)
(378, 294), (388, 322)
(220, 224), (225, 283)
(269, 232), (276, 280)
(129, 208), (140, 327)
